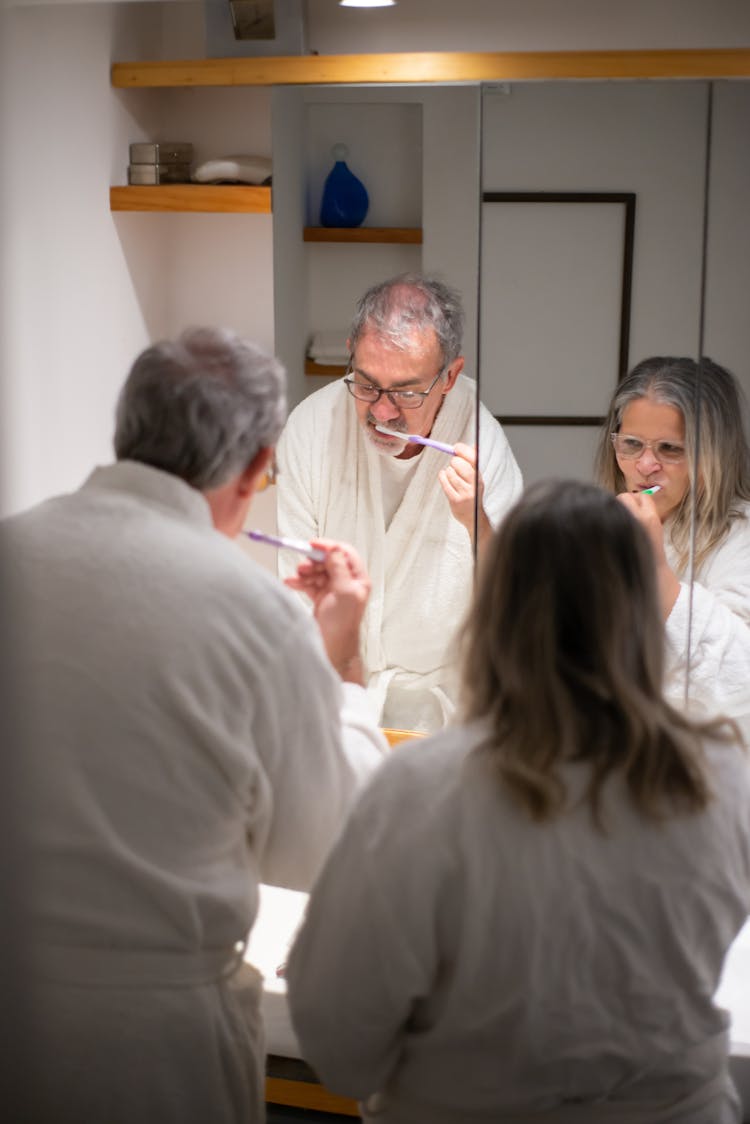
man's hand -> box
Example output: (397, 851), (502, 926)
(284, 539), (370, 684)
(438, 443), (492, 550)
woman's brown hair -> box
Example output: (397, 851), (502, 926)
(460, 480), (736, 827)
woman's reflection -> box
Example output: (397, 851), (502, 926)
(275, 273), (522, 734)
(595, 356), (750, 732)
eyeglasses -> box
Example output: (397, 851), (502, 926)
(610, 433), (686, 464)
(343, 361), (445, 410)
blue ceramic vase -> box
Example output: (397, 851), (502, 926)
(320, 143), (369, 228)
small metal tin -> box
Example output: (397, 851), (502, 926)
(127, 163), (192, 185)
(129, 142), (194, 165)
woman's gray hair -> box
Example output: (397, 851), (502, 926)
(460, 479), (732, 828)
(114, 327), (287, 490)
(594, 356), (750, 574)
(348, 273), (464, 369)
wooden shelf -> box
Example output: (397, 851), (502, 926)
(109, 185), (272, 213)
(304, 226), (421, 244)
(111, 49), (750, 89)
(266, 1076), (358, 1117)
(305, 360), (346, 377)
(265, 1057), (358, 1117)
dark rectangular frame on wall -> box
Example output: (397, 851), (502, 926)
(481, 191), (636, 427)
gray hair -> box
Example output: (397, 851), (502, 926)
(114, 327), (287, 490)
(594, 356), (750, 574)
(460, 479), (730, 828)
(348, 273), (464, 367)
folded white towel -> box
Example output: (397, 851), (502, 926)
(307, 331), (350, 361)
(191, 155), (272, 184)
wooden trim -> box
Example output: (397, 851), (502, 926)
(303, 226), (422, 244)
(619, 195), (636, 384)
(265, 1076), (359, 1116)
(482, 191), (636, 384)
(112, 49), (750, 89)
(109, 185), (272, 213)
(305, 360), (347, 377)
(496, 416), (605, 426)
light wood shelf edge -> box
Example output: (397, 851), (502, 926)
(305, 360), (347, 377)
(304, 226), (422, 243)
(265, 1076), (359, 1116)
(109, 185), (272, 213)
(112, 49), (750, 88)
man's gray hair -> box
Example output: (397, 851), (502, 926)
(349, 273), (464, 366)
(114, 326), (287, 490)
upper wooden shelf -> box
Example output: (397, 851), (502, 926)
(111, 49), (750, 89)
(109, 185), (272, 213)
(303, 227), (422, 244)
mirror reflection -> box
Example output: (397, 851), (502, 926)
(271, 82), (493, 733)
(276, 274), (521, 734)
(594, 354), (750, 735)
(270, 75), (750, 736)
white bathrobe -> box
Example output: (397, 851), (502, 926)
(664, 504), (750, 738)
(2, 461), (387, 1124)
(276, 376), (522, 731)
(287, 721), (750, 1124)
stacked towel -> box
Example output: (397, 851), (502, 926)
(191, 154), (272, 185)
(307, 331), (350, 366)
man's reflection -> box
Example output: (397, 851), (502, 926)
(595, 355), (750, 731)
(277, 273), (522, 733)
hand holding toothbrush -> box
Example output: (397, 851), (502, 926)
(284, 539), (370, 684)
(438, 443), (492, 551)
(374, 425), (492, 550)
(616, 489), (681, 619)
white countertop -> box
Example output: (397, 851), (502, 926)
(248, 884), (750, 1077)
(246, 884), (308, 1059)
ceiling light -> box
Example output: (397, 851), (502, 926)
(339, 0), (397, 7)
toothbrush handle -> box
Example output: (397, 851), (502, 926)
(417, 436), (456, 455)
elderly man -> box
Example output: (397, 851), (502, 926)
(277, 273), (522, 733)
(2, 327), (386, 1124)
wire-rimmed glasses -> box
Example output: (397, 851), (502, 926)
(610, 433), (686, 463)
(343, 361), (445, 410)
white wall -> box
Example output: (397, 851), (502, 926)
(306, 0), (750, 54)
(1, 4), (159, 512)
(0, 3), (274, 516)
(151, 0), (750, 59)
(479, 80), (714, 485)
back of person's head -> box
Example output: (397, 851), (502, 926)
(595, 355), (750, 569)
(461, 479), (728, 826)
(349, 273), (464, 367)
(114, 327), (287, 490)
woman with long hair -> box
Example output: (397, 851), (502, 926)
(286, 480), (750, 1124)
(595, 356), (750, 724)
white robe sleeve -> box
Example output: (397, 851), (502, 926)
(252, 610), (388, 892)
(665, 581), (750, 740)
(664, 512), (750, 738)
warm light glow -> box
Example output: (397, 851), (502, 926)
(339, 0), (397, 7)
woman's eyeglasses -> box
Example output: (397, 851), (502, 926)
(611, 433), (686, 463)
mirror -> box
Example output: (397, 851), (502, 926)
(269, 71), (750, 734)
(271, 82), (485, 734)
(478, 78), (712, 481)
